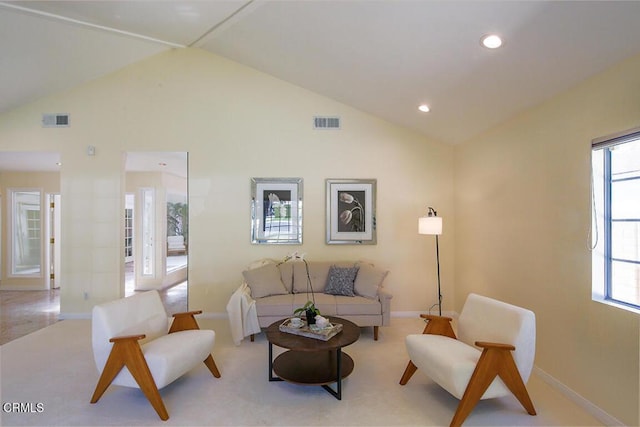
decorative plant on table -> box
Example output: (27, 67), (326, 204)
(292, 258), (320, 325)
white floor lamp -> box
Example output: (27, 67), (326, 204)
(419, 207), (443, 315)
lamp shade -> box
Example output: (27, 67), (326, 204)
(418, 216), (442, 235)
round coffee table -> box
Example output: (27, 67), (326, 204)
(266, 316), (360, 400)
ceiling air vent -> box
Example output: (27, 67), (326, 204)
(42, 113), (70, 128)
(313, 116), (341, 130)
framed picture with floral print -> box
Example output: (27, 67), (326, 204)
(326, 179), (376, 245)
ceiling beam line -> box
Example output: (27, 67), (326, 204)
(189, 0), (262, 48)
(0, 2), (186, 49)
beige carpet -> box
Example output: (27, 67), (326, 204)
(0, 317), (602, 426)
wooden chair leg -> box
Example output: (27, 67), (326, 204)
(91, 345), (128, 404)
(204, 354), (221, 378)
(123, 342), (169, 421)
(399, 361), (418, 385)
(91, 336), (169, 421)
(492, 348), (536, 416)
(450, 342), (536, 427)
(250, 334), (255, 342)
(373, 326), (379, 341)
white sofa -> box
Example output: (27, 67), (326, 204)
(242, 260), (392, 340)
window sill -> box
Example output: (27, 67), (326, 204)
(592, 294), (640, 315)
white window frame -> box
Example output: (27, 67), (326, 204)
(592, 127), (640, 313)
(9, 189), (43, 278)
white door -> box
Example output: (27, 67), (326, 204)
(48, 194), (61, 289)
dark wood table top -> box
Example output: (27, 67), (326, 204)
(266, 316), (360, 352)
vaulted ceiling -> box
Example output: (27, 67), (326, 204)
(2, 0), (640, 150)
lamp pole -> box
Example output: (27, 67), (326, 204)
(419, 206), (443, 316)
(435, 233), (441, 316)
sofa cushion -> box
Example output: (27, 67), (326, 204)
(243, 263), (289, 298)
(292, 261), (359, 294)
(118, 313), (168, 346)
(324, 265), (359, 296)
(335, 295), (381, 316)
(354, 262), (389, 299)
(277, 261), (294, 292)
(255, 294), (295, 317)
(405, 334), (510, 400)
(292, 293), (337, 316)
(292, 261), (331, 293)
(113, 329), (215, 389)
(92, 291), (169, 371)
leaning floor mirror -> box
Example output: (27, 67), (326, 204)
(251, 177), (303, 244)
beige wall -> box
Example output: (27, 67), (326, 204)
(455, 54), (640, 425)
(0, 48), (454, 316)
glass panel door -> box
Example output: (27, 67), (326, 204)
(141, 188), (155, 276)
(124, 194), (134, 263)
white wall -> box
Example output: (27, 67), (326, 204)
(455, 53), (640, 425)
(0, 48), (454, 317)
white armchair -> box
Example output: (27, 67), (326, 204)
(399, 293), (536, 427)
(90, 290), (220, 420)
(167, 235), (187, 255)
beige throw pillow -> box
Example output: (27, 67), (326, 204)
(354, 263), (389, 299)
(243, 263), (289, 298)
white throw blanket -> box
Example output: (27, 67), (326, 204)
(226, 283), (261, 345)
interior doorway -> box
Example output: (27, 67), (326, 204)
(124, 152), (188, 313)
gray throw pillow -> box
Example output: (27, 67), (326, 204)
(324, 265), (359, 297)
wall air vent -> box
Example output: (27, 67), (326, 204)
(42, 113), (70, 128)
(313, 116), (341, 130)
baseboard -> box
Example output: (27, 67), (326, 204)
(58, 312), (91, 320)
(391, 310), (456, 318)
(0, 285), (50, 291)
(200, 312), (229, 320)
(533, 366), (624, 426)
(60, 312), (225, 321)
(204, 311), (458, 321)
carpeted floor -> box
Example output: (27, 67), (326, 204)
(0, 317), (602, 426)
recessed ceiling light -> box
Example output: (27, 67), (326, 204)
(481, 34), (503, 49)
(418, 104), (430, 113)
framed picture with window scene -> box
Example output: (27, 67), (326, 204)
(326, 179), (376, 244)
(251, 177), (303, 244)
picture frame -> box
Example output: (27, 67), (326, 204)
(251, 177), (303, 244)
(326, 179), (377, 245)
